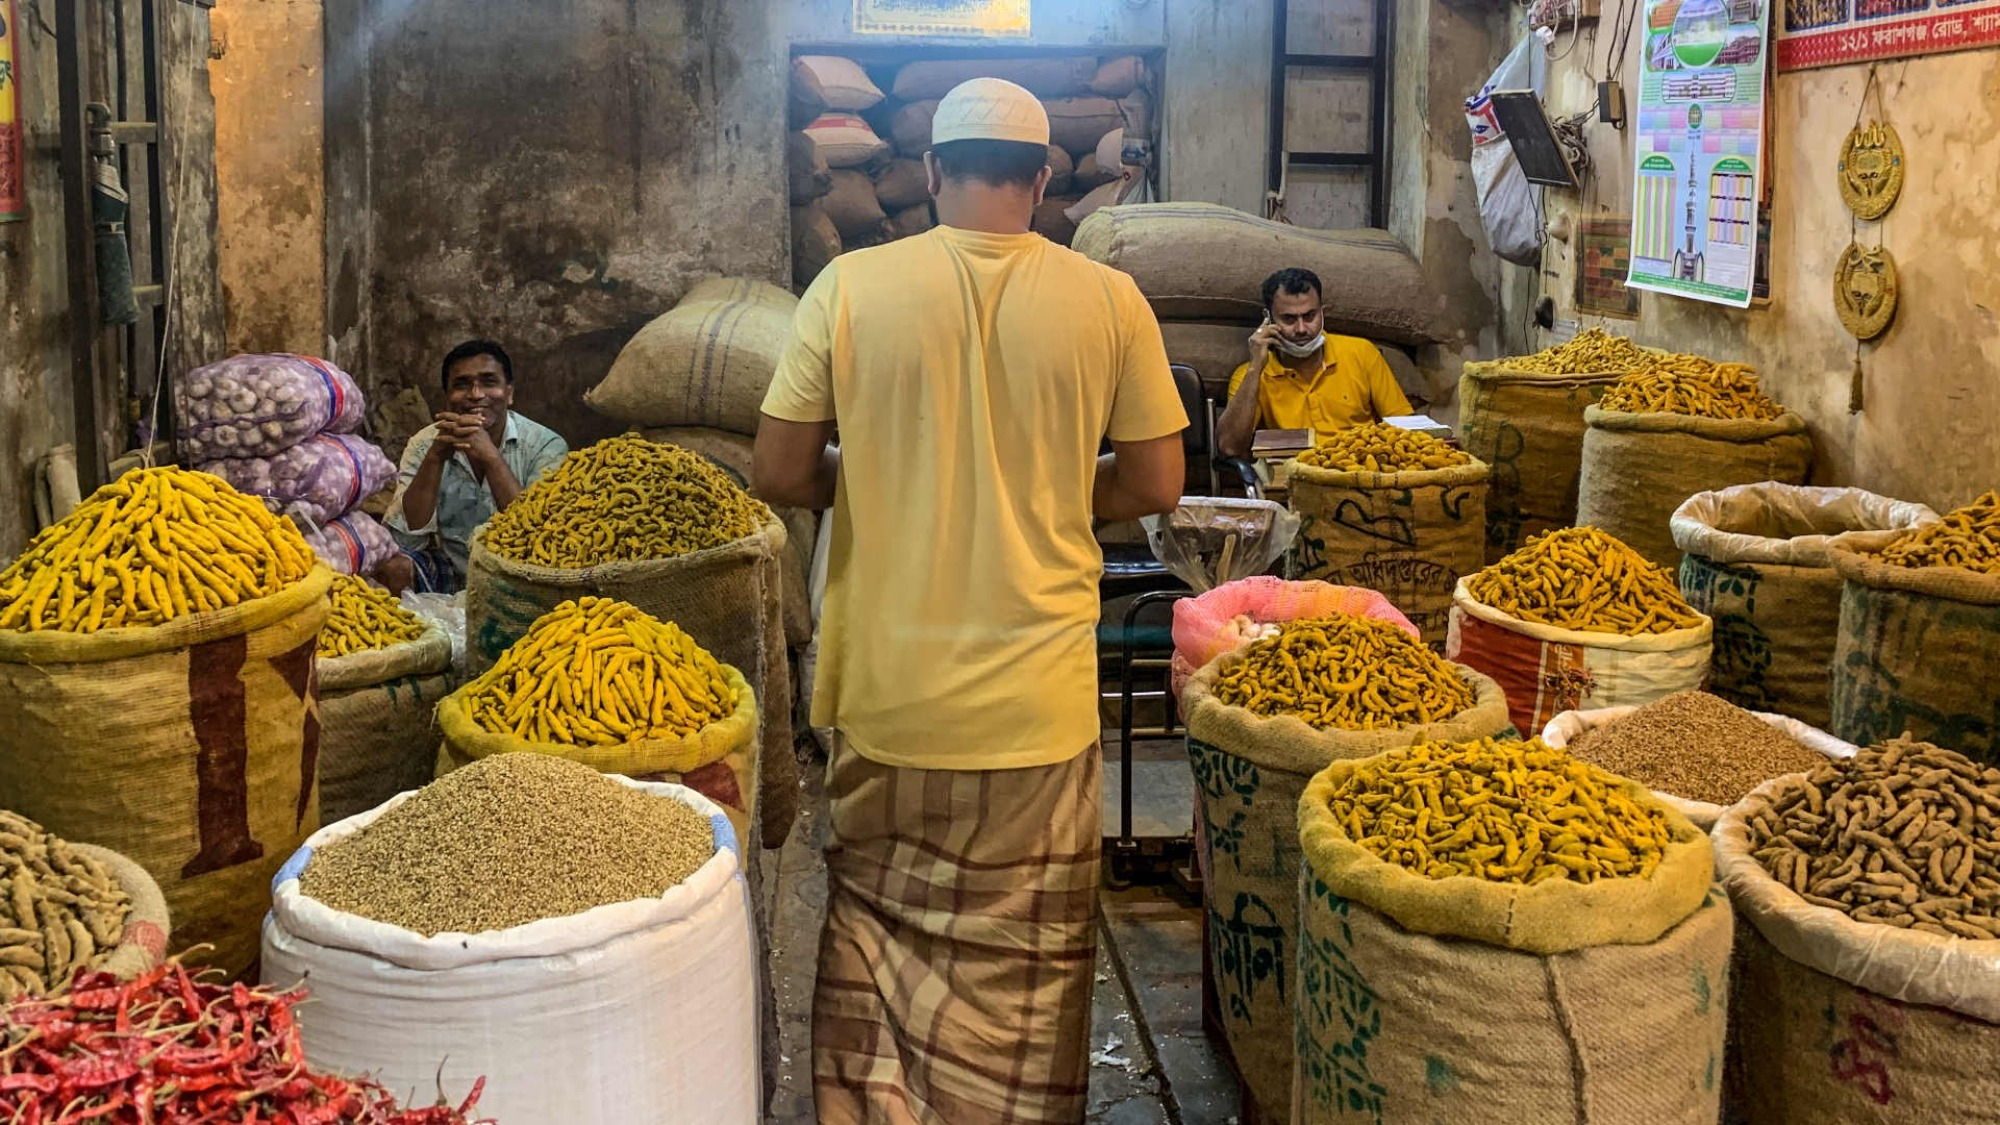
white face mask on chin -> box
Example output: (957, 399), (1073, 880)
(1275, 332), (1325, 359)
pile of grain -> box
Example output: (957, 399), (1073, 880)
(1568, 692), (1824, 806)
(1745, 736), (2000, 938)
(300, 754), (713, 936)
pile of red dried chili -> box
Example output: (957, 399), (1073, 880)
(0, 960), (494, 1123)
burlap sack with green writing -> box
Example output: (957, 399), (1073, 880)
(1457, 364), (1623, 563)
(464, 519), (795, 848)
(0, 567), (333, 978)
(1288, 459), (1489, 646)
(1827, 541), (2000, 764)
(1291, 757), (1729, 1124)
(317, 618), (455, 823)
(1182, 656), (1511, 1120)
(1578, 406), (1814, 571)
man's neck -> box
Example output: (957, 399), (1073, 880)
(934, 186), (1035, 235)
(1275, 347), (1324, 373)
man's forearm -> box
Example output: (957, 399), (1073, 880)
(483, 458), (524, 511)
(1093, 453), (1174, 522)
(1215, 377), (1261, 459)
(398, 454), (448, 531)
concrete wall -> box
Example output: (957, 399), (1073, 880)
(1519, 16), (2000, 513)
(213, 0), (326, 356)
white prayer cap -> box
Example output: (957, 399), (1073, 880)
(931, 78), (1051, 146)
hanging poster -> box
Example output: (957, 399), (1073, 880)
(1777, 1), (2000, 71)
(1626, 0), (1772, 308)
(853, 0), (1030, 38)
(1, 0), (25, 222)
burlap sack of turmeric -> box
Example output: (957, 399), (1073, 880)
(463, 519), (796, 848)
(1287, 458), (1490, 647)
(1578, 406), (1814, 571)
(1181, 656), (1510, 1120)
(1292, 753), (1729, 1124)
(0, 567), (333, 978)
(1827, 541), (2000, 765)
(1713, 783), (2000, 1123)
(317, 617), (454, 823)
(638, 426), (817, 648)
(585, 286), (799, 438)
(1457, 364), (1623, 563)
(1672, 485), (1937, 729)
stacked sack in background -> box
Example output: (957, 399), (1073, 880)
(181, 353), (401, 579)
(788, 53), (1155, 285)
(1073, 202), (1443, 410)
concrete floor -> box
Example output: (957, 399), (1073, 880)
(759, 738), (1242, 1125)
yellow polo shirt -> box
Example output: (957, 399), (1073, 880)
(1226, 335), (1412, 434)
(762, 226), (1189, 771)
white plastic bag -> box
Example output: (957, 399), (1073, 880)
(1543, 705), (1855, 830)
(1465, 36), (1545, 266)
(262, 780), (759, 1124)
(399, 589), (466, 672)
(1141, 498), (1301, 594)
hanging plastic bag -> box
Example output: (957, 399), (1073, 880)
(1140, 498), (1300, 593)
(1465, 36), (1545, 266)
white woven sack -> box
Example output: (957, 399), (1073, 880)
(1543, 706), (1856, 830)
(262, 780), (758, 1124)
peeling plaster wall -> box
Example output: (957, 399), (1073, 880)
(1517, 16), (2000, 513)
(213, 0), (326, 356)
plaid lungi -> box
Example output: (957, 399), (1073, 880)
(813, 738), (1103, 1125)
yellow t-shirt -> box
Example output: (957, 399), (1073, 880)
(762, 226), (1189, 771)
(1225, 335), (1413, 434)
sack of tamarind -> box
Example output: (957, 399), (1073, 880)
(1672, 484), (1938, 729)
(1447, 526), (1713, 737)
(316, 576), (456, 823)
(1286, 424), (1491, 647)
(1827, 491), (2000, 764)
(1293, 737), (1730, 1125)
(463, 435), (795, 849)
(1714, 735), (2000, 1123)
(1459, 330), (1656, 563)
(1577, 357), (1813, 571)
(0, 466), (333, 979)
(1181, 615), (1510, 1119)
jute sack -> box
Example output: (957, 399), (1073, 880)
(1159, 321), (1250, 399)
(890, 56), (1095, 100)
(1288, 458), (1491, 646)
(1456, 363), (1623, 563)
(1447, 578), (1713, 738)
(437, 662), (760, 847)
(872, 158), (930, 211)
(787, 131), (831, 204)
(585, 290), (798, 437)
(1827, 542), (2000, 764)
(0, 566), (333, 978)
(463, 522), (796, 849)
(1672, 485), (1938, 728)
(70, 842), (172, 982)
(636, 426), (818, 648)
(1293, 759), (1728, 1124)
(681, 276), (798, 311)
(823, 169), (890, 242)
(317, 618), (454, 824)
(1073, 203), (1441, 345)
(1714, 782), (2000, 1122)
(1577, 406), (1814, 571)
(1542, 705), (1856, 831)
(889, 101), (937, 157)
(792, 204), (841, 287)
(1183, 656), (1510, 1119)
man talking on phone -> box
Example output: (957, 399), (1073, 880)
(1214, 267), (1411, 459)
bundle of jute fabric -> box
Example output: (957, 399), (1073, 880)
(463, 521), (795, 849)
(1293, 752), (1729, 1124)
(317, 616), (455, 824)
(68, 843), (172, 984)
(1457, 364), (1623, 563)
(1447, 577), (1713, 738)
(1828, 542), (2000, 764)
(1673, 485), (1937, 728)
(0, 567), (333, 978)
(1578, 405), (1814, 570)
(1288, 457), (1490, 646)
(1181, 654), (1510, 1119)
(1715, 776), (2000, 1122)
(584, 279), (800, 439)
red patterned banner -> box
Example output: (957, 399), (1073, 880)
(0, 0), (25, 221)
(1777, 1), (2000, 71)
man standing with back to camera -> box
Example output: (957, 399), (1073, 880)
(755, 78), (1188, 1124)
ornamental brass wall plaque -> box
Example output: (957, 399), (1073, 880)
(1834, 242), (1898, 340)
(1838, 121), (1904, 221)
